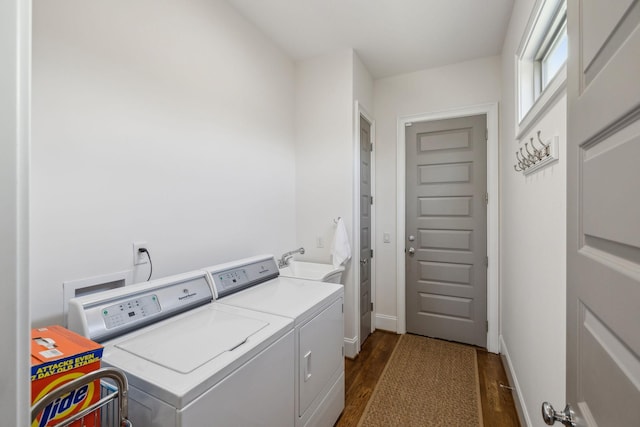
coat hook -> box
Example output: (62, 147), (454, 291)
(530, 137), (544, 160)
(519, 148), (531, 166)
(333, 217), (341, 224)
(537, 130), (550, 156)
(529, 137), (540, 158)
(537, 130), (549, 147)
(525, 142), (537, 162)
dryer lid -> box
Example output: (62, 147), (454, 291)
(115, 309), (267, 374)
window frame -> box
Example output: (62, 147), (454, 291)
(516, 0), (568, 139)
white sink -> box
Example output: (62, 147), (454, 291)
(279, 261), (345, 284)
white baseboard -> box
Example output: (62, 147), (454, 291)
(500, 335), (532, 427)
(375, 313), (397, 332)
(344, 336), (358, 359)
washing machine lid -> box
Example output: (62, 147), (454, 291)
(101, 303), (293, 408)
(115, 309), (267, 374)
(218, 277), (343, 325)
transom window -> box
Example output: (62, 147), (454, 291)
(536, 3), (567, 91)
(516, 0), (568, 137)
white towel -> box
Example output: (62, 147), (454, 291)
(331, 218), (351, 268)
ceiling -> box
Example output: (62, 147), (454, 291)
(225, 0), (514, 78)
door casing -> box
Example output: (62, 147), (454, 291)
(1, 0), (31, 423)
(396, 103), (500, 353)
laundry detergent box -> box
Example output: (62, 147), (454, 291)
(31, 325), (104, 427)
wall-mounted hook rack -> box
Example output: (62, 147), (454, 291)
(513, 131), (559, 175)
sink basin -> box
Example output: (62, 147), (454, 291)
(279, 261), (345, 284)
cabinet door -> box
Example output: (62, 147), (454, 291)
(298, 298), (344, 417)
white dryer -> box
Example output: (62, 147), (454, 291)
(203, 255), (345, 427)
(68, 270), (295, 427)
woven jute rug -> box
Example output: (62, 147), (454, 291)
(357, 334), (484, 427)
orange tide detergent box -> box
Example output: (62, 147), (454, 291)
(31, 325), (104, 427)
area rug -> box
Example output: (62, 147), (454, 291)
(357, 334), (483, 427)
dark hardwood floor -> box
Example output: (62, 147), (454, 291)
(337, 331), (399, 426)
(476, 348), (521, 427)
(335, 330), (520, 427)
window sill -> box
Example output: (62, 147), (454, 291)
(516, 63), (567, 140)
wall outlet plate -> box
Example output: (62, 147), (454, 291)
(133, 241), (148, 265)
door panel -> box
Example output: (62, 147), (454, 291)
(405, 115), (487, 347)
(566, 0), (640, 425)
(420, 196), (472, 216)
(359, 116), (372, 345)
(298, 299), (344, 418)
(581, 0), (634, 69)
(574, 0), (640, 143)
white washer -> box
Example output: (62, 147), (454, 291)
(68, 271), (295, 427)
(203, 255), (345, 427)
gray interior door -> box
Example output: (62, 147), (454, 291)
(405, 115), (487, 347)
(563, 0), (640, 425)
(360, 115), (372, 345)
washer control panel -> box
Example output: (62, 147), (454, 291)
(102, 294), (161, 329)
(68, 272), (213, 342)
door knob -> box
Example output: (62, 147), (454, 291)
(360, 258), (368, 265)
(408, 247), (415, 255)
(408, 235), (415, 241)
(541, 402), (576, 427)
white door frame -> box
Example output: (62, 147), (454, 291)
(0, 0), (31, 423)
(396, 102), (500, 353)
(353, 100), (375, 354)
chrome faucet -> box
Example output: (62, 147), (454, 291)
(278, 247), (305, 268)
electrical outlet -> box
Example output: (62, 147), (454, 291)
(133, 241), (148, 265)
(316, 237), (324, 248)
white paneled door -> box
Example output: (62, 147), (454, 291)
(543, 1), (640, 426)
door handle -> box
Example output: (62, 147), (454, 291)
(408, 247), (415, 256)
(360, 258), (368, 265)
(541, 402), (576, 427)
(304, 350), (312, 382)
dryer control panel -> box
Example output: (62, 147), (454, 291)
(205, 255), (279, 298)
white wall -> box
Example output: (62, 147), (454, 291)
(0, 0), (30, 423)
(499, 1), (567, 425)
(294, 49), (362, 355)
(353, 54), (374, 114)
(31, 0), (297, 325)
(294, 50), (353, 265)
(372, 56), (502, 330)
